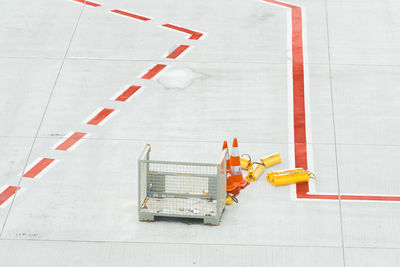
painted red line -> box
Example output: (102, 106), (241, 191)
(299, 193), (339, 200)
(340, 195), (400, 201)
(166, 45), (190, 59)
(300, 193), (400, 201)
(73, 0), (101, 7)
(263, 0), (310, 198)
(110, 9), (151, 21)
(87, 108), (115, 125)
(263, 0), (296, 8)
(162, 24), (203, 40)
(0, 186), (20, 206)
(266, 0), (400, 202)
(23, 158), (55, 179)
(141, 64), (167, 79)
(115, 86), (142, 101)
(55, 132), (86, 151)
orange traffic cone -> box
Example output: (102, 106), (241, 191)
(230, 138), (250, 193)
(223, 140), (240, 194)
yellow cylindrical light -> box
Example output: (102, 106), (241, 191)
(240, 157), (253, 170)
(246, 163), (266, 181)
(260, 153), (282, 168)
(267, 168), (314, 186)
(266, 168), (303, 182)
(270, 173), (309, 186)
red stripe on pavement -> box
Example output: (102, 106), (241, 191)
(166, 45), (190, 59)
(300, 193), (339, 200)
(115, 86), (142, 101)
(0, 186), (20, 206)
(288, 4), (310, 197)
(23, 158), (55, 178)
(110, 9), (151, 21)
(55, 132), (86, 151)
(141, 64), (167, 79)
(340, 195), (400, 201)
(263, 1), (310, 198)
(266, 0), (400, 202)
(73, 0), (101, 7)
(162, 24), (203, 40)
(301, 193), (400, 201)
(87, 108), (115, 125)
(263, 0), (296, 8)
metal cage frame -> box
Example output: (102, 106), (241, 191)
(138, 144), (227, 225)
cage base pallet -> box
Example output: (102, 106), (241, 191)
(139, 197), (221, 225)
(139, 213), (221, 226)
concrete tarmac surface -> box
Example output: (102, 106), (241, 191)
(0, 0), (400, 266)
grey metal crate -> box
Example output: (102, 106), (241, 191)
(138, 144), (227, 225)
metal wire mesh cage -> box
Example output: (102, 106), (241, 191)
(138, 144), (227, 225)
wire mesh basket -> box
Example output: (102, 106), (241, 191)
(138, 144), (227, 225)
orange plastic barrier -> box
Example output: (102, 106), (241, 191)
(229, 138), (249, 195)
(223, 141), (240, 194)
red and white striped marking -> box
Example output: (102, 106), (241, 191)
(53, 132), (88, 151)
(72, 0), (101, 7)
(0, 186), (20, 207)
(5, 1), (202, 204)
(110, 9), (151, 21)
(166, 45), (191, 59)
(140, 64), (168, 80)
(161, 24), (205, 40)
(83, 108), (118, 126)
(111, 85), (143, 102)
(23, 158), (57, 179)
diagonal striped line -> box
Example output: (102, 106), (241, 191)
(162, 24), (203, 40)
(73, 0), (101, 7)
(115, 85), (142, 102)
(166, 45), (190, 59)
(23, 158), (56, 179)
(141, 64), (167, 79)
(55, 132), (87, 151)
(86, 108), (115, 125)
(0, 186), (20, 206)
(110, 9), (151, 21)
